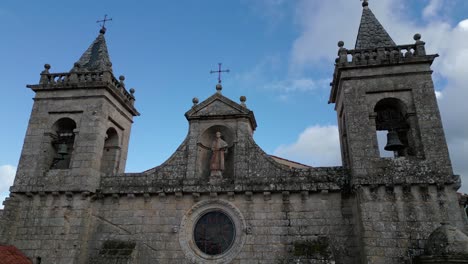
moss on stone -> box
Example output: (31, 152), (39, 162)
(293, 237), (331, 259)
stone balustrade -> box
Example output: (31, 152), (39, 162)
(335, 34), (430, 67)
(37, 66), (135, 105)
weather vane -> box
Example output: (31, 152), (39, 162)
(97, 14), (113, 30)
(210, 63), (230, 84)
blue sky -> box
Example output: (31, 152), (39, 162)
(1, 0), (468, 206)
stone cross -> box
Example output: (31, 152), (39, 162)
(97, 15), (113, 29)
(210, 63), (230, 84)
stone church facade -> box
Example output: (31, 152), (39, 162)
(1, 2), (468, 264)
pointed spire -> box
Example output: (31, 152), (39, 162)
(355, 1), (396, 50)
(71, 29), (113, 72)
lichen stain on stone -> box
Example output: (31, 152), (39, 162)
(294, 238), (331, 258)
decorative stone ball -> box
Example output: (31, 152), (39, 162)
(119, 75), (125, 81)
(129, 88), (135, 94)
(100, 27), (107, 34)
(240, 96), (247, 103)
(192, 97), (199, 104)
(216, 83), (223, 91)
(414, 33), (421, 41)
(338, 41), (344, 48)
(44, 64), (51, 70)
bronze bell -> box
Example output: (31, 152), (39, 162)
(57, 143), (69, 156)
(384, 131), (405, 151)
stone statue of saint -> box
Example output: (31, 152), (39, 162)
(210, 132), (228, 177)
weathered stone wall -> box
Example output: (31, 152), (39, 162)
(355, 184), (467, 263)
(0, 193), (91, 263)
(2, 191), (359, 264)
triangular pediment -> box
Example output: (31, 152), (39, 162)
(185, 92), (257, 129)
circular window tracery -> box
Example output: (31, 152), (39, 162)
(179, 199), (247, 263)
(194, 211), (235, 255)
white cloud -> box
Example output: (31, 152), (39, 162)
(423, 0), (443, 19)
(264, 78), (328, 93)
(459, 19), (468, 30)
(435, 91), (443, 99)
(0, 164), (16, 209)
(274, 125), (341, 167)
(234, 55), (329, 100)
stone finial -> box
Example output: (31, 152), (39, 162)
(240, 96), (247, 107)
(362, 0), (369, 7)
(337, 41), (348, 64)
(100, 27), (107, 35)
(414, 33), (422, 41)
(216, 83), (222, 93)
(40, 64), (51, 84)
(414, 33), (426, 56)
(192, 97), (199, 106)
(129, 88), (135, 95)
(119, 75), (125, 87)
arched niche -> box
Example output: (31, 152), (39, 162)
(197, 125), (235, 181)
(50, 117), (77, 169)
(100, 127), (120, 175)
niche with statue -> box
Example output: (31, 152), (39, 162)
(197, 125), (235, 184)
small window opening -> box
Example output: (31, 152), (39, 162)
(50, 118), (76, 169)
(100, 128), (120, 175)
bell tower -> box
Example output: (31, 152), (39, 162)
(329, 3), (464, 263)
(12, 27), (139, 193)
(329, 1), (454, 185)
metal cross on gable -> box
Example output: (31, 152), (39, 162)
(97, 14), (113, 29)
(210, 63), (230, 84)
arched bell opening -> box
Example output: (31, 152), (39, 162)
(374, 98), (415, 158)
(50, 117), (77, 169)
(100, 127), (120, 175)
